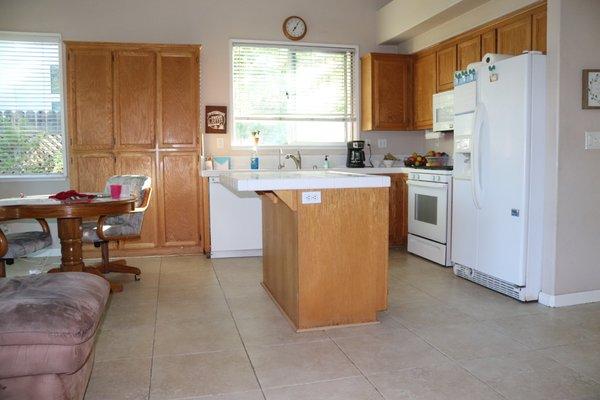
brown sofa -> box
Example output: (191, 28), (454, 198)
(0, 272), (110, 400)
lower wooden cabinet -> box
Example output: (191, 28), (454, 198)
(71, 153), (115, 193)
(380, 173), (408, 247)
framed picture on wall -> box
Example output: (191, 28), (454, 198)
(582, 69), (600, 109)
(205, 106), (227, 133)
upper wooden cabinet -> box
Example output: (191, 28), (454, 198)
(436, 45), (457, 92)
(497, 15), (532, 55)
(361, 53), (413, 131)
(457, 36), (481, 70)
(115, 50), (156, 148)
(532, 9), (547, 53)
(481, 30), (497, 55)
(159, 51), (200, 147)
(67, 48), (113, 150)
(413, 52), (436, 130)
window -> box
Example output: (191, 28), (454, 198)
(0, 32), (65, 177)
(232, 41), (356, 147)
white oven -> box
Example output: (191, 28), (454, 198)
(407, 171), (452, 266)
(432, 91), (454, 132)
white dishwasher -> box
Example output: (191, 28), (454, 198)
(209, 176), (262, 258)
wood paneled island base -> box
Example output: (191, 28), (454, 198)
(259, 188), (389, 331)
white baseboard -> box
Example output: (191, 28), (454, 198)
(539, 289), (600, 307)
(210, 249), (262, 259)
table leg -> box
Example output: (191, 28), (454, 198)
(57, 217), (84, 271)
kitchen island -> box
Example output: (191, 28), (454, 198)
(221, 171), (390, 331)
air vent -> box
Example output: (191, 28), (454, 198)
(453, 264), (525, 301)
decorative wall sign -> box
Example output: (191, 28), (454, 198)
(205, 106), (227, 133)
(582, 69), (600, 109)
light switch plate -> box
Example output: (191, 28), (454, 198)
(585, 131), (600, 150)
(301, 191), (321, 204)
(216, 138), (224, 149)
(377, 139), (387, 149)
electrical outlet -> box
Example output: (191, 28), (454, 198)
(301, 191), (321, 204)
(377, 139), (387, 149)
(585, 131), (600, 150)
(216, 138), (224, 149)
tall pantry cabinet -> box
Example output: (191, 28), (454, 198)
(66, 42), (203, 255)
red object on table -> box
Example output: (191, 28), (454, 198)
(49, 190), (97, 201)
(109, 184), (122, 199)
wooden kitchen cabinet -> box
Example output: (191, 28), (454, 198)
(361, 53), (413, 131)
(158, 152), (201, 247)
(413, 52), (436, 130)
(66, 41), (203, 256)
(532, 9), (547, 53)
(67, 48), (113, 150)
(481, 30), (497, 55)
(436, 45), (457, 92)
(497, 15), (532, 55)
(159, 50), (200, 147)
(457, 36), (481, 70)
(385, 173), (408, 247)
(114, 50), (156, 148)
(116, 153), (158, 249)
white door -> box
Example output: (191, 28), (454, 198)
(408, 181), (448, 244)
(451, 178), (477, 268)
(474, 54), (530, 285)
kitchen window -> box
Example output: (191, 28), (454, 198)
(231, 41), (357, 147)
(0, 32), (66, 178)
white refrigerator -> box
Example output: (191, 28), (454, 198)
(451, 52), (546, 301)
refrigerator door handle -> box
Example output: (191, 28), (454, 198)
(471, 103), (484, 209)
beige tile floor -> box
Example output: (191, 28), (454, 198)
(7, 250), (600, 400)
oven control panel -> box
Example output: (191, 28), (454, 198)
(408, 172), (450, 183)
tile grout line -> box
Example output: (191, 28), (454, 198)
(388, 317), (510, 400)
(146, 256), (162, 400)
(211, 262), (268, 400)
(327, 333), (387, 400)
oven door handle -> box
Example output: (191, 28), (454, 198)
(407, 180), (447, 189)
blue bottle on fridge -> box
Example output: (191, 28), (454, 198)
(250, 151), (259, 170)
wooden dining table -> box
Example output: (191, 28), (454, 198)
(0, 195), (135, 292)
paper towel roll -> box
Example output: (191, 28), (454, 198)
(482, 53), (512, 65)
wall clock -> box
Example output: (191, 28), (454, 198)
(283, 16), (307, 41)
(583, 69), (600, 109)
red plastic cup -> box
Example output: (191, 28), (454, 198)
(109, 184), (122, 199)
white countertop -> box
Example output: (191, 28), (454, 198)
(201, 166), (453, 178)
(219, 170), (391, 192)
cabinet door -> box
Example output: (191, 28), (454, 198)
(115, 51), (156, 149)
(457, 36), (481, 70)
(532, 9), (547, 53)
(413, 53), (436, 130)
(159, 152), (200, 247)
(387, 173), (408, 246)
(497, 15), (532, 55)
(481, 30), (497, 55)
(158, 51), (200, 148)
(71, 153), (115, 192)
(67, 48), (113, 150)
(436, 45), (457, 92)
(372, 54), (413, 130)
(116, 153), (158, 249)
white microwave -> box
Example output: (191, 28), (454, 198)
(432, 91), (454, 132)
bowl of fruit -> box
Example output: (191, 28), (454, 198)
(424, 150), (449, 167)
(403, 153), (427, 167)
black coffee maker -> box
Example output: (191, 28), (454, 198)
(346, 140), (365, 168)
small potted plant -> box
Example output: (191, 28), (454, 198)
(382, 153), (397, 168)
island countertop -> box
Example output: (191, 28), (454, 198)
(219, 170), (391, 192)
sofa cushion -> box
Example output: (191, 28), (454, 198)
(0, 272), (109, 347)
(0, 273), (109, 379)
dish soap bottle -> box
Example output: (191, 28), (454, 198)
(322, 155), (330, 169)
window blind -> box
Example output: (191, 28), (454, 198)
(0, 33), (65, 176)
(232, 42), (356, 146)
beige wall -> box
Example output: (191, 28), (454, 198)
(396, 0), (538, 53)
(543, 0), (600, 296)
(0, 0), (426, 165)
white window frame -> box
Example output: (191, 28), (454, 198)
(0, 31), (67, 181)
(229, 39), (359, 150)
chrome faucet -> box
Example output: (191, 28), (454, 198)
(284, 150), (302, 170)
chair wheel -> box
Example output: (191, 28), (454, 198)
(134, 274), (141, 281)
